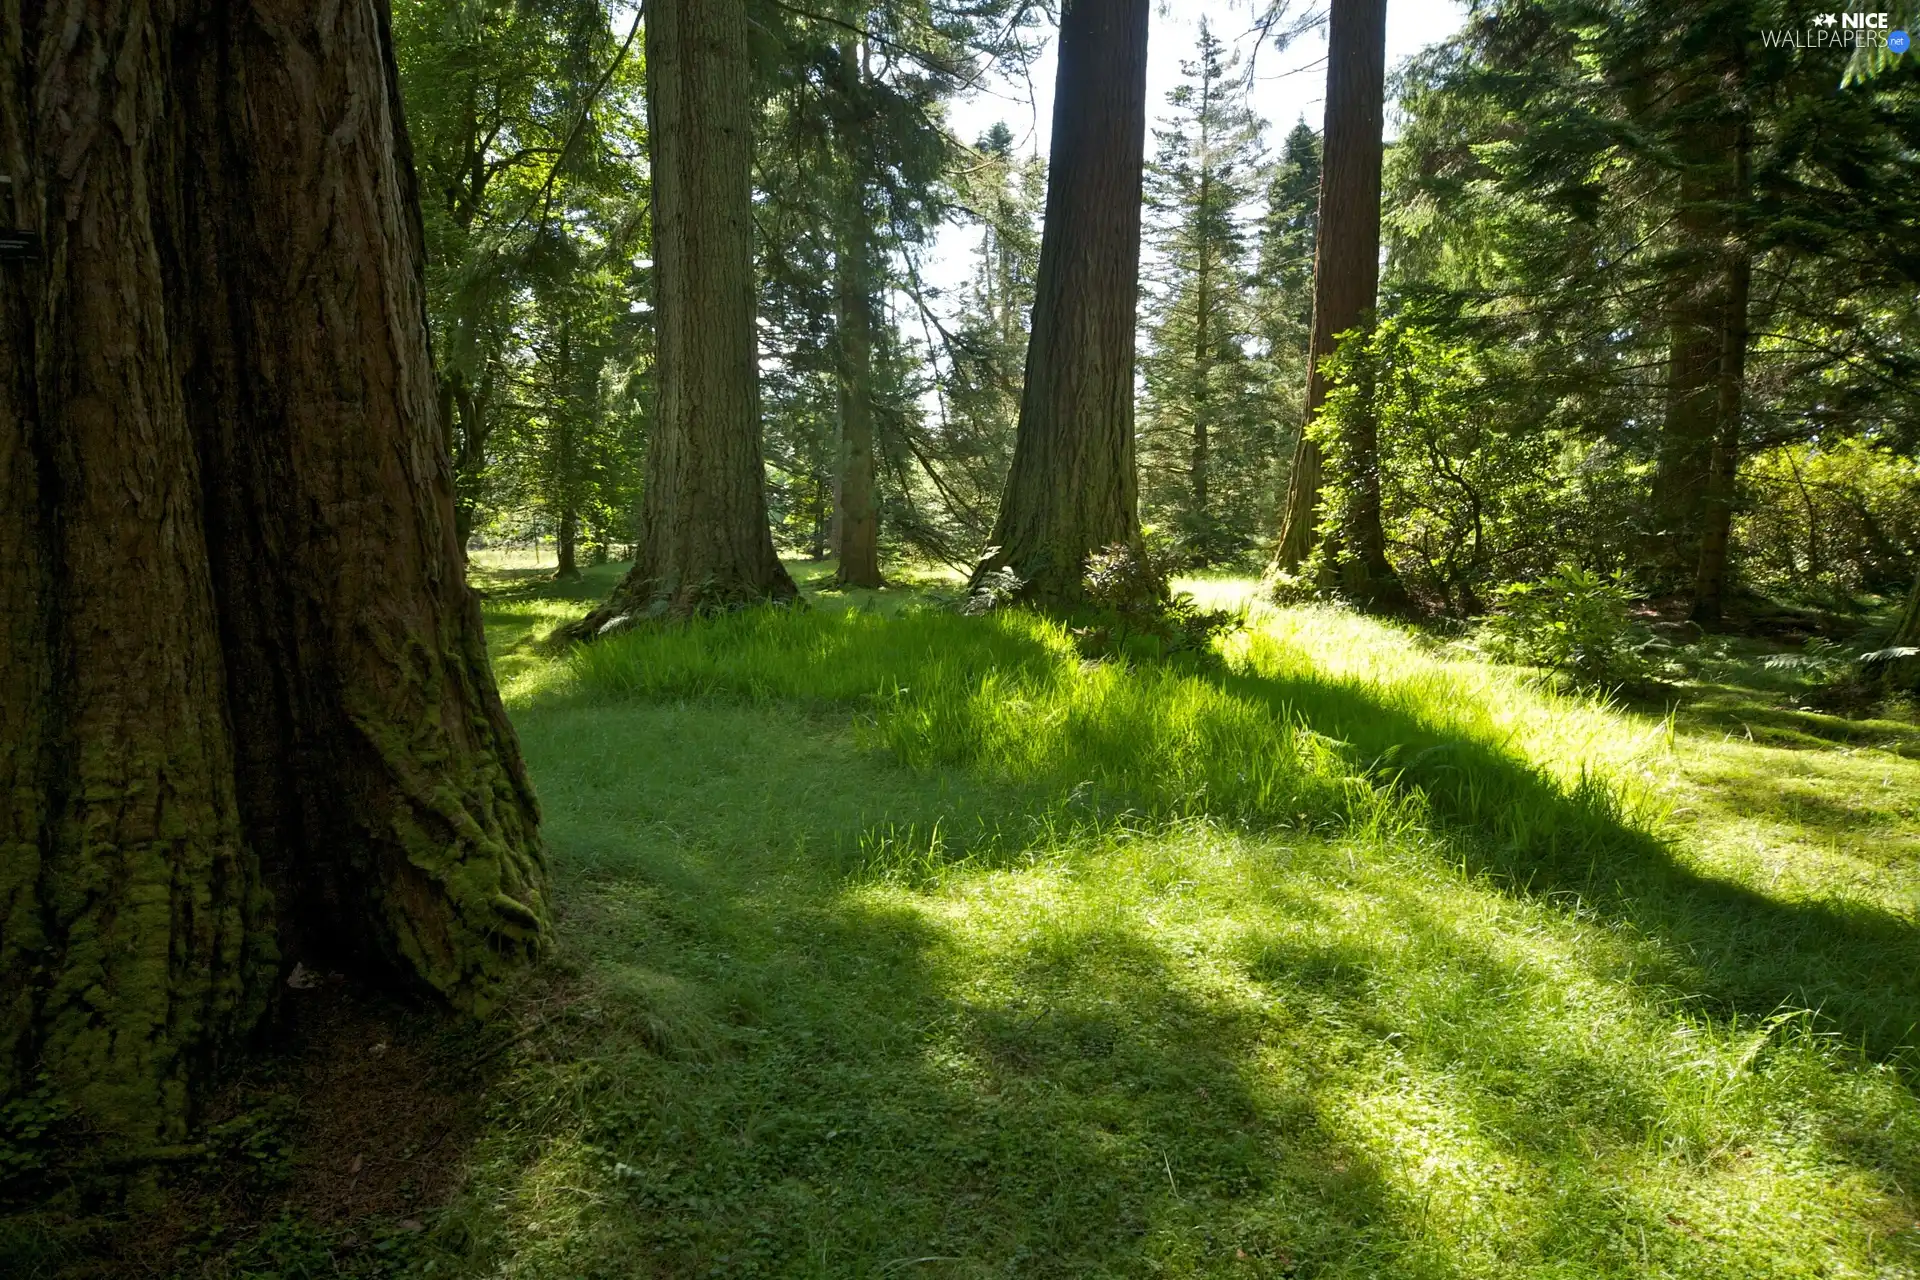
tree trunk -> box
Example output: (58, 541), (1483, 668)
(969, 0), (1151, 606)
(1879, 570), (1920, 691)
(1268, 0), (1388, 586)
(1653, 286), (1723, 589)
(1686, 69), (1752, 625)
(569, 0), (795, 634)
(556, 508), (581, 581)
(1, 0), (272, 1146)
(2, 0), (548, 1147)
(832, 125), (884, 589)
(1653, 67), (1745, 596)
(1690, 250), (1751, 625)
(1895, 574), (1920, 649)
(449, 371), (490, 556)
(552, 321), (582, 582)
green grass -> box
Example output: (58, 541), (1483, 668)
(414, 562), (1920, 1278)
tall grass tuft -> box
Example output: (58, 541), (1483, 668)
(569, 602), (1662, 869)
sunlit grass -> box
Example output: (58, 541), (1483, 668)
(423, 563), (1920, 1278)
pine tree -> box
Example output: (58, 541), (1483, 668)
(1253, 120), (1320, 461)
(971, 0), (1153, 605)
(572, 0), (799, 631)
(1140, 21), (1267, 565)
(1268, 0), (1403, 609)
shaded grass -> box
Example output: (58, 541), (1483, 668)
(417, 566), (1920, 1278)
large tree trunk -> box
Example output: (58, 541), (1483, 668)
(1, 0), (273, 1145)
(1652, 60), (1747, 601)
(832, 138), (885, 589)
(1653, 271), (1724, 590)
(1690, 249), (1751, 625)
(1685, 68), (1752, 625)
(1267, 0), (1389, 590)
(570, 0), (795, 634)
(968, 0), (1150, 606)
(2, 0), (548, 1147)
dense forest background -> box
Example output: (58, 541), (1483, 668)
(400, 0), (1918, 632)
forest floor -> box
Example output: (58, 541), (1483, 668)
(13, 557), (1920, 1278)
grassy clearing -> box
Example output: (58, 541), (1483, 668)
(418, 562), (1920, 1278)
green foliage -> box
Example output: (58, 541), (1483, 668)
(1306, 319), (1646, 614)
(1483, 565), (1656, 687)
(1387, 0), (1920, 599)
(0, 1079), (74, 1192)
(1737, 439), (1920, 604)
(394, 0), (649, 559)
(1076, 543), (1244, 662)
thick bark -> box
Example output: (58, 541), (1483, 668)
(1690, 250), (1752, 625)
(832, 163), (884, 589)
(2, 0), (548, 1145)
(1653, 250), (1725, 588)
(570, 0), (795, 634)
(1685, 72), (1753, 625)
(1268, 0), (1388, 584)
(1653, 63), (1746, 597)
(1, 0), (273, 1144)
(969, 0), (1150, 606)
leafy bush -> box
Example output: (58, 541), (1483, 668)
(1309, 319), (1648, 616)
(1076, 543), (1242, 661)
(1737, 440), (1920, 603)
(1482, 565), (1655, 686)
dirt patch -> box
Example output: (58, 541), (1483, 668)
(1, 973), (531, 1278)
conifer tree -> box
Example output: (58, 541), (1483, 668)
(571, 0), (799, 631)
(1140, 22), (1267, 565)
(3, 0), (547, 1144)
(1267, 0), (1402, 609)
(971, 0), (1153, 604)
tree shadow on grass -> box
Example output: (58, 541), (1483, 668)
(435, 700), (1446, 1279)
(1203, 660), (1920, 1066)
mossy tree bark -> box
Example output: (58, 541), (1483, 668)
(1, 0), (547, 1148)
(968, 0), (1150, 607)
(1268, 0), (1393, 602)
(570, 0), (796, 634)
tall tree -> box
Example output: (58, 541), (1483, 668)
(2, 0), (547, 1145)
(1268, 0), (1397, 605)
(1140, 21), (1266, 565)
(1253, 119), (1320, 454)
(395, 0), (645, 554)
(572, 0), (798, 631)
(830, 35), (886, 587)
(1394, 0), (1920, 619)
(969, 0), (1152, 605)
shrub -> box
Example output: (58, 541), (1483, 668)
(1482, 565), (1654, 686)
(1076, 543), (1242, 661)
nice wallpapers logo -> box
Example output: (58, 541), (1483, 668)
(1763, 11), (1913, 51)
